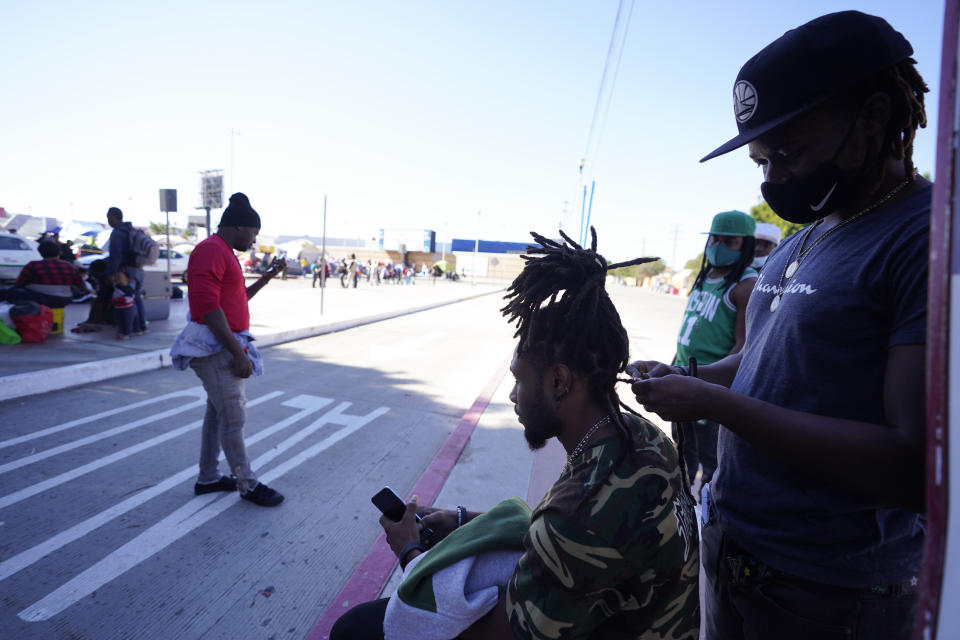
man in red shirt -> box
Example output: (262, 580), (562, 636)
(0, 240), (85, 307)
(170, 193), (286, 507)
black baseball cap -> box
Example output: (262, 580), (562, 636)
(700, 11), (913, 163)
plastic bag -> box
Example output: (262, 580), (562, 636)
(11, 303), (52, 343)
(0, 320), (20, 344)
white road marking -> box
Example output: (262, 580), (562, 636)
(0, 387), (205, 450)
(18, 401), (389, 621)
(0, 394), (333, 584)
(0, 391), (284, 511)
(0, 399), (207, 475)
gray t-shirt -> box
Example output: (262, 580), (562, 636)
(713, 184), (930, 589)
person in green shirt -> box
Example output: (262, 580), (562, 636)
(673, 211), (757, 498)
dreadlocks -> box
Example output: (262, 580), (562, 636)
(501, 227), (658, 468)
(835, 57), (928, 192)
(879, 58), (928, 184)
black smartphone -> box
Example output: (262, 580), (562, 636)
(371, 486), (410, 522)
(371, 486), (435, 548)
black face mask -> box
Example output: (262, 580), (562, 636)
(760, 122), (859, 224)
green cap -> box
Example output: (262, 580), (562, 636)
(706, 210), (756, 236)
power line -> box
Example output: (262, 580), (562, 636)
(582, 0), (634, 166)
(575, 0), (636, 246)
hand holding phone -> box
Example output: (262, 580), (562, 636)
(371, 487), (435, 547)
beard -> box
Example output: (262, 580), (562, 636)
(521, 385), (561, 451)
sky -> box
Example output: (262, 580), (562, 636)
(0, 0), (946, 268)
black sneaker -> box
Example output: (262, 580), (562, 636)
(194, 475), (238, 495)
(241, 482), (284, 507)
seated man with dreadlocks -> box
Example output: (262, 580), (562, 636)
(331, 229), (699, 640)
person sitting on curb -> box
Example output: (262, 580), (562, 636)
(0, 240), (85, 308)
(332, 228), (700, 640)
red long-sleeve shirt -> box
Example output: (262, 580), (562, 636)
(186, 234), (250, 332)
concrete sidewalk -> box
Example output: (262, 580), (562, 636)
(0, 277), (506, 402)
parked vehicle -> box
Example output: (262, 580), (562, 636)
(75, 248), (189, 283)
(149, 249), (189, 283)
(0, 233), (41, 282)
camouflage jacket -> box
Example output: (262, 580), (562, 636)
(506, 415), (699, 639)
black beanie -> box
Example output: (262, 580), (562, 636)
(219, 193), (261, 229)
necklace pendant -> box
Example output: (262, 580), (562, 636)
(770, 294), (781, 312)
(784, 260), (799, 279)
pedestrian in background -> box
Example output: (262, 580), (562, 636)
(312, 256), (324, 288)
(0, 240), (84, 308)
(672, 210), (757, 498)
(110, 270), (137, 341)
(105, 207), (147, 336)
(752, 222), (782, 270)
(169, 192), (286, 507)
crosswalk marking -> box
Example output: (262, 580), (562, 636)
(0, 398), (207, 475)
(0, 391), (284, 511)
(17, 401), (389, 622)
(0, 387), (205, 450)
(0, 394), (333, 584)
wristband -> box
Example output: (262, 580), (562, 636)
(398, 542), (426, 570)
(457, 506), (466, 528)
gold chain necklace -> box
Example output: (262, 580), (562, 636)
(563, 415), (611, 474)
(769, 176), (912, 312)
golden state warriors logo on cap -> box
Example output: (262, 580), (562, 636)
(733, 80), (758, 123)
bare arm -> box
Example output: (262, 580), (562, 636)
(632, 344), (925, 511)
(727, 277), (755, 355)
(246, 257), (284, 300)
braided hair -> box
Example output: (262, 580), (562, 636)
(501, 227), (657, 466)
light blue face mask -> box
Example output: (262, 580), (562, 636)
(706, 243), (741, 268)
(752, 255), (768, 269)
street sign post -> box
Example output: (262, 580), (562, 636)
(159, 189), (177, 280)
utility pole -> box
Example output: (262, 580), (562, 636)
(320, 195), (328, 314)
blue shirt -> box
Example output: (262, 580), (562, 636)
(713, 184), (930, 588)
(107, 222), (134, 275)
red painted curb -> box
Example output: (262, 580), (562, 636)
(305, 359), (510, 640)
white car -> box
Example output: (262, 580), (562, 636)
(148, 249), (190, 283)
(0, 233), (42, 282)
(76, 248), (190, 283)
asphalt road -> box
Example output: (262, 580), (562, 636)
(0, 286), (684, 640)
